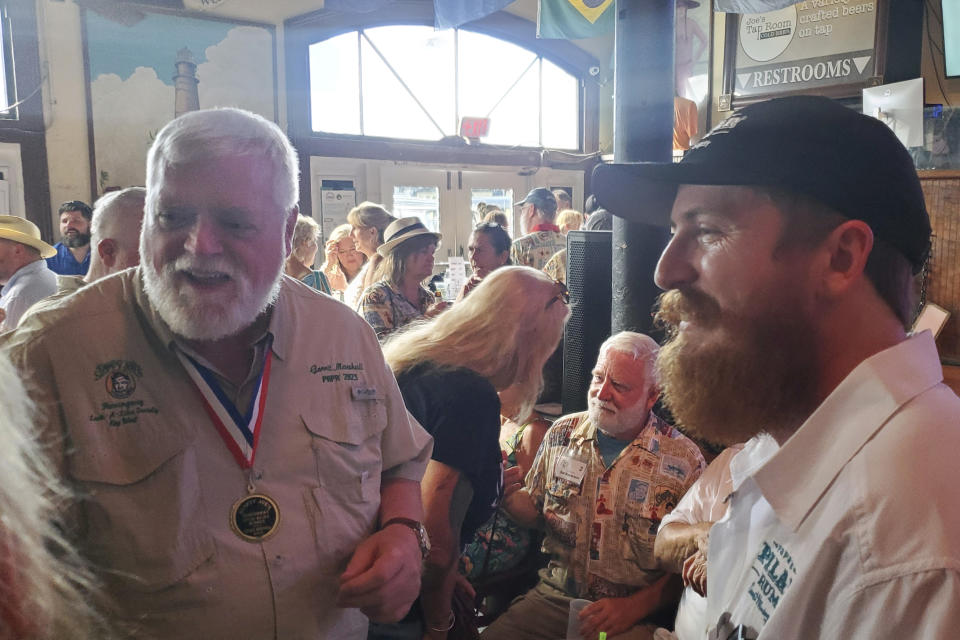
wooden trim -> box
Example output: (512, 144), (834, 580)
(0, 0), (51, 239)
(919, 170), (960, 179)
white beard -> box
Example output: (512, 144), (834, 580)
(588, 398), (650, 440)
(141, 252), (282, 341)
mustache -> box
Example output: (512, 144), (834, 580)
(653, 288), (722, 335)
(165, 255), (239, 278)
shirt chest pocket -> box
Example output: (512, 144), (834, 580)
(67, 434), (214, 593)
(301, 398), (387, 504)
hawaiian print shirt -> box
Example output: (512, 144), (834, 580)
(359, 281), (434, 341)
(526, 411), (705, 600)
(511, 230), (566, 271)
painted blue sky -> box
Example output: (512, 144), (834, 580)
(86, 12), (235, 85)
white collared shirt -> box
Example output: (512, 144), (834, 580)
(0, 259), (56, 331)
(706, 332), (960, 639)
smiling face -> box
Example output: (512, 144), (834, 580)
(335, 235), (365, 276)
(140, 155), (294, 341)
(653, 184), (821, 444)
(587, 348), (658, 440)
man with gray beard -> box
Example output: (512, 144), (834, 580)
(1, 108), (433, 639)
(486, 332), (704, 640)
(593, 96), (960, 638)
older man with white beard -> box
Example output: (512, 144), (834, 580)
(484, 332), (704, 640)
(0, 108), (433, 639)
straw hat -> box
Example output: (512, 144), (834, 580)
(377, 217), (442, 257)
(0, 215), (56, 258)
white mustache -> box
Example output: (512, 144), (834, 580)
(591, 399), (616, 414)
(167, 256), (238, 280)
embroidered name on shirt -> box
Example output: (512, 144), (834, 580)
(746, 540), (796, 623)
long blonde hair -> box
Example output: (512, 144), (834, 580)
(383, 266), (570, 419)
(0, 353), (116, 639)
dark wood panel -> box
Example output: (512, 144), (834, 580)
(920, 170), (960, 362)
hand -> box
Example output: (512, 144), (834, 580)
(337, 524), (423, 622)
(424, 301), (450, 318)
(682, 549), (708, 597)
(502, 465), (524, 499)
(579, 597), (642, 639)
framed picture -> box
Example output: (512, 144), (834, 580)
(82, 7), (277, 195)
(721, 0), (886, 106)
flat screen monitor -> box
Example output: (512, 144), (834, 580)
(945, 0), (960, 78)
(862, 78), (924, 148)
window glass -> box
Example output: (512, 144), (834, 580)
(308, 25), (580, 149)
(393, 185), (440, 232)
(542, 58), (579, 150)
(309, 32), (360, 135)
(364, 26), (455, 134)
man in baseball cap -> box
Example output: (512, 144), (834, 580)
(0, 215), (56, 331)
(511, 187), (564, 270)
(593, 95), (960, 637)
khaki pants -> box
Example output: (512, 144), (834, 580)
(481, 582), (656, 640)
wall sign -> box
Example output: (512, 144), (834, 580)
(724, 0), (886, 104)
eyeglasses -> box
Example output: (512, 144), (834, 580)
(545, 280), (570, 309)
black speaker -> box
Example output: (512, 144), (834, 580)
(562, 230), (612, 414)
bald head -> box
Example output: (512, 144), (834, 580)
(86, 187), (146, 282)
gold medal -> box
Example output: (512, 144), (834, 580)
(230, 493), (280, 542)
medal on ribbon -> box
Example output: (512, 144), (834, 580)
(176, 340), (281, 542)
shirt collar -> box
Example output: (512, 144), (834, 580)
(4, 259), (48, 290)
(571, 410), (666, 452)
(752, 332), (943, 531)
(530, 223), (560, 233)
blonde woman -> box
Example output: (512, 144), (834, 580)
(319, 223), (366, 294)
(283, 215), (331, 293)
(0, 352), (115, 639)
(556, 209), (584, 235)
(346, 202), (396, 309)
(369, 267), (570, 640)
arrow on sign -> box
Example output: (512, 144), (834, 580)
(853, 56), (872, 74)
(738, 73), (753, 89)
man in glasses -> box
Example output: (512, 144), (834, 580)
(486, 332), (705, 640)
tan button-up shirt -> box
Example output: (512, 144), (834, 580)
(1, 269), (432, 639)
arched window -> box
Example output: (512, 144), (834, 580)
(308, 25), (580, 149)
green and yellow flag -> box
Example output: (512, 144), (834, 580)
(537, 0), (615, 39)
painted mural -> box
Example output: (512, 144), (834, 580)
(84, 10), (275, 193)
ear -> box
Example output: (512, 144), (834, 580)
(818, 220), (873, 299)
(283, 205), (299, 256)
(97, 238), (118, 268)
(644, 383), (661, 415)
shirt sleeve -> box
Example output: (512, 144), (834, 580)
(358, 284), (395, 340)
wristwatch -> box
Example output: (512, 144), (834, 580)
(382, 517), (431, 559)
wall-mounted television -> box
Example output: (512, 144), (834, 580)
(945, 0), (960, 78)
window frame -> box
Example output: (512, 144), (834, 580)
(285, 2), (600, 220)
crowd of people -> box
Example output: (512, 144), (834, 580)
(0, 94), (958, 640)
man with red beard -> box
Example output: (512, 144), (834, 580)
(592, 96), (960, 638)
(1, 108), (433, 639)
(486, 332), (704, 640)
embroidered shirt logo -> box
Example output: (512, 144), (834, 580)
(94, 360), (143, 399)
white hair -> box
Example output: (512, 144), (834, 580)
(0, 353), (116, 638)
(599, 331), (659, 381)
(91, 187), (146, 245)
(145, 108), (299, 214)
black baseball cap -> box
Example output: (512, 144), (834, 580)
(514, 188), (558, 215)
(592, 95), (931, 273)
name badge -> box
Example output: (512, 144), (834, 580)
(351, 386), (380, 401)
(555, 456), (587, 485)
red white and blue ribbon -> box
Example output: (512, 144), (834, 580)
(176, 339), (272, 469)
